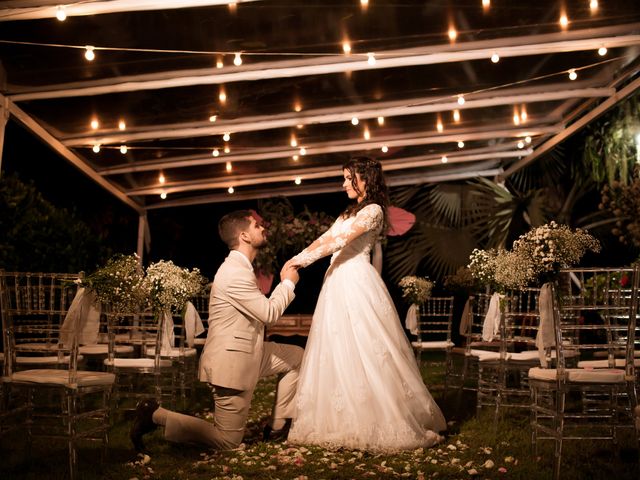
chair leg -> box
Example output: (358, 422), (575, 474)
(553, 390), (565, 480)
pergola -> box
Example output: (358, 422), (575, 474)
(0, 0), (639, 258)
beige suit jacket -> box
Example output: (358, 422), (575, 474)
(198, 251), (295, 391)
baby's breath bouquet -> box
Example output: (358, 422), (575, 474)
(144, 260), (206, 314)
(399, 276), (434, 305)
(467, 248), (502, 288)
(79, 253), (146, 314)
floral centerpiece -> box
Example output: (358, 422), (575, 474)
(144, 260), (206, 314)
(398, 275), (434, 305)
(79, 253), (146, 314)
(467, 248), (502, 290)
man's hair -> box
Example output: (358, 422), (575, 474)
(218, 210), (253, 249)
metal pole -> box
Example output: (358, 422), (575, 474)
(137, 212), (147, 265)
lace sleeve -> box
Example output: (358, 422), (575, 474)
(292, 204), (383, 268)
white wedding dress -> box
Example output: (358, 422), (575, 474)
(287, 203), (446, 451)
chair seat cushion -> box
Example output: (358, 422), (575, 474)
(411, 340), (454, 350)
(16, 355), (83, 365)
(104, 358), (172, 368)
(528, 367), (626, 383)
(477, 350), (542, 363)
(144, 347), (198, 358)
(193, 338), (206, 346)
(9, 369), (115, 387)
(577, 359), (640, 369)
(79, 344), (134, 355)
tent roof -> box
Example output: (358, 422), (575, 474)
(1, 0), (639, 213)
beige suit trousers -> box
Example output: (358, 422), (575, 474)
(163, 341), (303, 449)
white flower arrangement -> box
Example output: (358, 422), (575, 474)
(80, 253), (146, 314)
(144, 260), (206, 314)
(399, 275), (434, 305)
(467, 248), (502, 287)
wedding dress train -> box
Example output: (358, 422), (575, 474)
(287, 204), (446, 451)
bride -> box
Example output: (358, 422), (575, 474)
(285, 156), (446, 451)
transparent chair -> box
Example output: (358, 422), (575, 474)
(191, 285), (211, 349)
(477, 287), (542, 420)
(529, 267), (639, 480)
(411, 296), (455, 392)
(0, 271), (115, 480)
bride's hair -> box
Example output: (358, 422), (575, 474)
(342, 156), (389, 233)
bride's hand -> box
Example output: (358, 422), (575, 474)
(283, 258), (301, 271)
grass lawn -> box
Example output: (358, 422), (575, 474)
(1, 357), (638, 479)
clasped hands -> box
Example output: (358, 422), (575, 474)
(280, 258), (302, 284)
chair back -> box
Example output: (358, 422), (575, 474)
(501, 287), (542, 357)
(417, 296), (454, 344)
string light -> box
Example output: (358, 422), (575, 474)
(598, 46), (607, 56)
(377, 116), (385, 126)
(568, 68), (578, 80)
(223, 132), (231, 142)
(457, 95), (465, 105)
(513, 111), (521, 126)
(453, 109), (461, 122)
(458, 141), (465, 148)
(216, 58), (224, 69)
(226, 161), (232, 172)
(84, 46), (95, 61)
(491, 52), (500, 63)
(160, 192), (167, 199)
(212, 148), (220, 157)
(290, 135), (298, 147)
(158, 173), (166, 184)
(90, 119), (99, 130)
(448, 26), (457, 42)
(292, 154), (299, 161)
(517, 140), (525, 149)
(228, 2), (237, 13)
(224, 144), (231, 153)
(296, 124), (304, 129)
(118, 120), (126, 131)
(294, 101), (302, 112)
(367, 53), (376, 65)
(294, 176), (302, 185)
(381, 145), (388, 153)
(228, 186), (234, 194)
(525, 136), (532, 144)
(92, 144), (100, 153)
(233, 52), (242, 66)
(219, 87), (227, 104)
(300, 147), (307, 155)
(520, 106), (528, 122)
(209, 115), (217, 122)
(482, 0), (490, 8)
(363, 127), (371, 140)
(360, 0), (369, 9)
(56, 6), (67, 21)
(351, 117), (359, 126)
(342, 40), (351, 55)
(559, 13), (569, 29)
(441, 155), (448, 163)
(436, 116), (444, 133)
(120, 145), (128, 154)
(590, 0), (598, 11)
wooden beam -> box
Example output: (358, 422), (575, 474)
(0, 0), (257, 21)
(4, 95), (144, 213)
(128, 146), (530, 195)
(503, 75), (640, 176)
(63, 84), (610, 146)
(9, 24), (640, 101)
(0, 96), (9, 175)
(100, 122), (560, 175)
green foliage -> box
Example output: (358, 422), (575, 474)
(0, 174), (110, 272)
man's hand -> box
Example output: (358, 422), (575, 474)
(283, 258), (300, 271)
(280, 264), (300, 285)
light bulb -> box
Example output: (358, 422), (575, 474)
(158, 173), (166, 184)
(360, 0), (369, 8)
(223, 132), (231, 142)
(90, 119), (99, 130)
(457, 95), (465, 105)
(525, 136), (532, 144)
(590, 0), (598, 11)
(120, 145), (127, 154)
(292, 154), (299, 161)
(367, 53), (376, 65)
(453, 109), (461, 122)
(513, 113), (521, 125)
(92, 144), (100, 153)
(482, 0), (490, 8)
(118, 120), (126, 131)
(296, 124), (304, 129)
(381, 145), (388, 153)
(233, 52), (242, 66)
(517, 141), (525, 149)
(448, 27), (457, 41)
(294, 176), (302, 185)
(228, 186), (234, 194)
(363, 128), (371, 140)
(294, 102), (302, 112)
(437, 121), (444, 133)
(219, 89), (227, 104)
(290, 136), (298, 147)
(224, 144), (230, 153)
(441, 156), (448, 163)
(560, 13), (569, 28)
(568, 69), (577, 81)
(377, 116), (385, 126)
(491, 52), (500, 63)
(520, 109), (528, 122)
(598, 46), (607, 56)
(56, 6), (67, 21)
(226, 162), (232, 172)
(458, 141), (465, 148)
(160, 192), (167, 200)
(216, 58), (224, 69)
(351, 117), (359, 126)
(209, 115), (217, 122)
(342, 41), (351, 55)
(84, 46), (95, 61)
(212, 148), (220, 157)
(300, 147), (307, 155)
